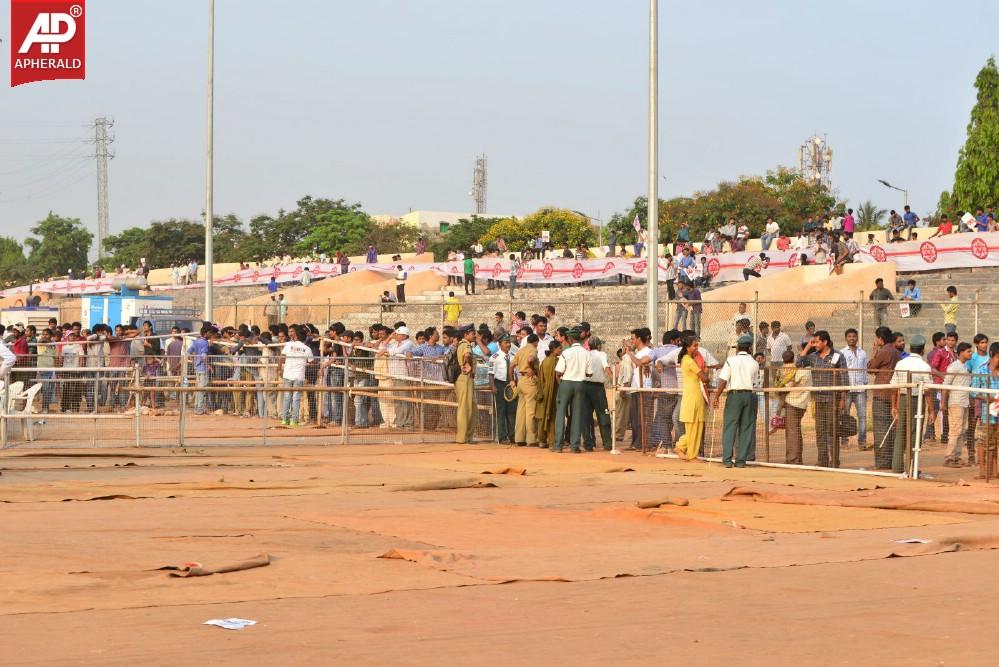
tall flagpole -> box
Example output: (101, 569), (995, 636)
(204, 0), (215, 322)
(646, 0), (659, 341)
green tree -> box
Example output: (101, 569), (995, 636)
(855, 200), (887, 230)
(944, 56), (999, 213)
(609, 167), (839, 244)
(349, 221), (423, 256)
(763, 167), (838, 221)
(144, 219), (206, 268)
(293, 198), (373, 256)
(0, 237), (29, 287)
(24, 212), (93, 278)
(606, 196), (671, 246)
(429, 216), (501, 260)
(212, 213), (248, 263)
(102, 227), (147, 269)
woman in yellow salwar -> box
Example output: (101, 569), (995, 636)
(673, 335), (709, 461)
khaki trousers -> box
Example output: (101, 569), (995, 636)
(514, 376), (538, 444)
(947, 404), (968, 460)
(455, 375), (475, 443)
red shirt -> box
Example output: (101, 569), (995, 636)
(776, 236), (790, 251)
(938, 221), (953, 235)
(931, 346), (956, 381)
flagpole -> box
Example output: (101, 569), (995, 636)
(646, 0), (659, 342)
(203, 0), (215, 323)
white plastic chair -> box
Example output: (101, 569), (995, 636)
(5, 381), (24, 413)
(9, 383), (42, 441)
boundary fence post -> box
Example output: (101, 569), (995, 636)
(134, 364), (142, 448)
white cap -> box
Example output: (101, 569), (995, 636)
(395, 326), (411, 336)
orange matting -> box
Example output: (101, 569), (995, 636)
(3, 443), (999, 665)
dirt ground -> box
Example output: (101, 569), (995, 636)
(2, 443), (999, 665)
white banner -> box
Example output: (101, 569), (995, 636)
(856, 231), (999, 271)
(9, 233), (995, 297)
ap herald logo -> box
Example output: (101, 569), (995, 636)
(10, 0), (86, 87)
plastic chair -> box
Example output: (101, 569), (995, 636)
(5, 381), (24, 412)
(9, 383), (42, 441)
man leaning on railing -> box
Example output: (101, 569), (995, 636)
(890, 335), (933, 475)
(795, 331), (846, 468)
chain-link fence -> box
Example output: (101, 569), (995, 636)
(0, 350), (496, 449)
(9, 323), (999, 485)
(613, 366), (940, 478)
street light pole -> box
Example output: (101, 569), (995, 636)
(203, 0), (215, 323)
(877, 179), (908, 209)
(646, 0), (659, 342)
(571, 210), (604, 249)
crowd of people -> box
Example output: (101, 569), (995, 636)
(0, 298), (997, 477)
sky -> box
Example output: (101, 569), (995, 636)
(1, 0), (997, 248)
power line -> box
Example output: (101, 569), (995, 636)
(3, 156), (91, 189)
(0, 160), (92, 202)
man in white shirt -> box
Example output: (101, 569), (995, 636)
(553, 328), (592, 452)
(713, 334), (760, 467)
(301, 266), (312, 287)
(942, 342), (973, 467)
(394, 265), (408, 303)
(730, 303), (753, 331)
(489, 335), (517, 444)
(280, 325), (314, 427)
(940, 343), (974, 468)
(387, 326), (416, 429)
(534, 317), (554, 359)
(840, 327), (869, 449)
(768, 321), (792, 367)
(582, 335), (613, 451)
(889, 334), (933, 474)
(761, 218), (780, 251)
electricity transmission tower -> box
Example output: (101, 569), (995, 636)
(94, 117), (114, 258)
(470, 154), (487, 215)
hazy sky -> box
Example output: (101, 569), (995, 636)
(1, 0), (996, 246)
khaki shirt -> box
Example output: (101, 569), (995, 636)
(514, 343), (538, 375)
(457, 340), (475, 376)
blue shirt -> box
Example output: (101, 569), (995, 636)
(902, 286), (921, 300)
(967, 352), (989, 375)
(678, 255), (695, 269)
(976, 215), (990, 232)
(188, 338), (210, 373)
(903, 211), (919, 227)
(411, 342), (446, 358)
(972, 370), (999, 424)
(267, 280), (278, 293)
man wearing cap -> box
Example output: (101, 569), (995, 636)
(890, 334), (933, 474)
(583, 335), (614, 450)
(553, 328), (592, 452)
(455, 325), (477, 443)
(388, 326), (415, 429)
(713, 334), (760, 467)
(512, 333), (540, 446)
(489, 335), (517, 444)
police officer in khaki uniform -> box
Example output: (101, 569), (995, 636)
(512, 333), (540, 446)
(455, 324), (477, 443)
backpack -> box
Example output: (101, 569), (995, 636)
(444, 346), (461, 383)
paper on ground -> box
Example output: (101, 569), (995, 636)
(204, 618), (257, 630)
(895, 538), (932, 544)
